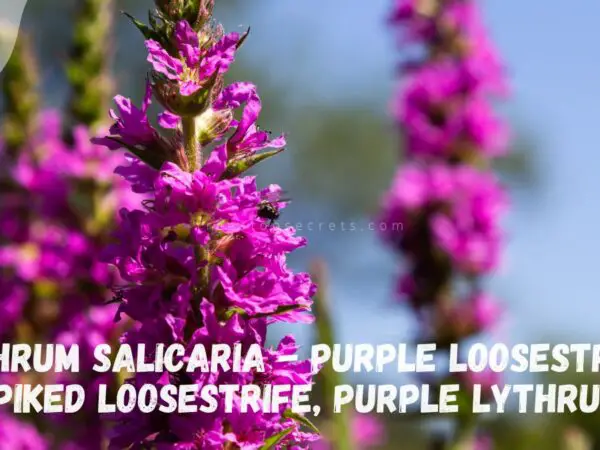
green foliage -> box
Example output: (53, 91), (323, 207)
(283, 408), (321, 434)
(1, 33), (38, 158)
(66, 0), (113, 130)
(311, 261), (354, 450)
(260, 427), (295, 450)
(291, 108), (397, 218)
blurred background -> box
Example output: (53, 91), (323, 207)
(3, 0), (600, 448)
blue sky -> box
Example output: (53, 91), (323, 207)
(229, 0), (600, 348)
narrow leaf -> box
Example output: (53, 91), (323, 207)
(222, 304), (306, 321)
(236, 27), (251, 50)
(250, 304), (308, 320)
(222, 148), (284, 179)
(260, 427), (294, 450)
(103, 137), (164, 170)
(122, 12), (157, 40)
(222, 307), (246, 321)
(283, 409), (320, 434)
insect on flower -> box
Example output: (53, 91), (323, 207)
(257, 190), (290, 227)
(257, 200), (280, 226)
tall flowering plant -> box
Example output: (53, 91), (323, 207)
(380, 0), (510, 447)
(0, 1), (136, 448)
(93, 0), (319, 447)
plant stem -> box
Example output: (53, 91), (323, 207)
(182, 117), (201, 171)
(311, 260), (354, 450)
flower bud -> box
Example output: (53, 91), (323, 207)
(197, 108), (234, 145)
(197, 0), (215, 24)
(151, 75), (213, 117)
(155, 0), (213, 29)
(154, 0), (185, 19)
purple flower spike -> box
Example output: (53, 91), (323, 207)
(0, 106), (140, 448)
(381, 0), (510, 447)
(94, 6), (318, 448)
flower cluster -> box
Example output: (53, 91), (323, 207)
(0, 111), (134, 448)
(382, 0), (509, 332)
(1, 113), (135, 292)
(1, 3), (131, 444)
(0, 411), (48, 450)
(94, 2), (318, 447)
(380, 0), (510, 446)
(382, 164), (506, 277)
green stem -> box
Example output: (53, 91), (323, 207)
(311, 260), (354, 450)
(182, 116), (201, 171)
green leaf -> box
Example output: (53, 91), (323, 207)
(122, 12), (158, 41)
(260, 427), (294, 450)
(236, 27), (251, 50)
(104, 137), (165, 170)
(148, 10), (160, 30)
(311, 261), (354, 450)
(222, 304), (307, 321)
(222, 148), (284, 179)
(222, 307), (246, 321)
(250, 304), (308, 320)
(283, 409), (320, 434)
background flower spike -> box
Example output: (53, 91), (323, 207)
(1, 32), (39, 158)
(65, 0), (114, 133)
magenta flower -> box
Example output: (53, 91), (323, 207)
(93, 83), (156, 150)
(381, 0), (509, 447)
(146, 21), (239, 97)
(105, 159), (314, 325)
(51, 306), (119, 450)
(0, 412), (48, 450)
(214, 82), (286, 157)
(381, 164), (507, 275)
(398, 62), (509, 158)
(90, 83), (179, 173)
(95, 5), (318, 448)
(107, 308), (315, 449)
(391, 0), (508, 95)
(0, 281), (28, 340)
(0, 110), (137, 448)
(0, 110), (136, 316)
